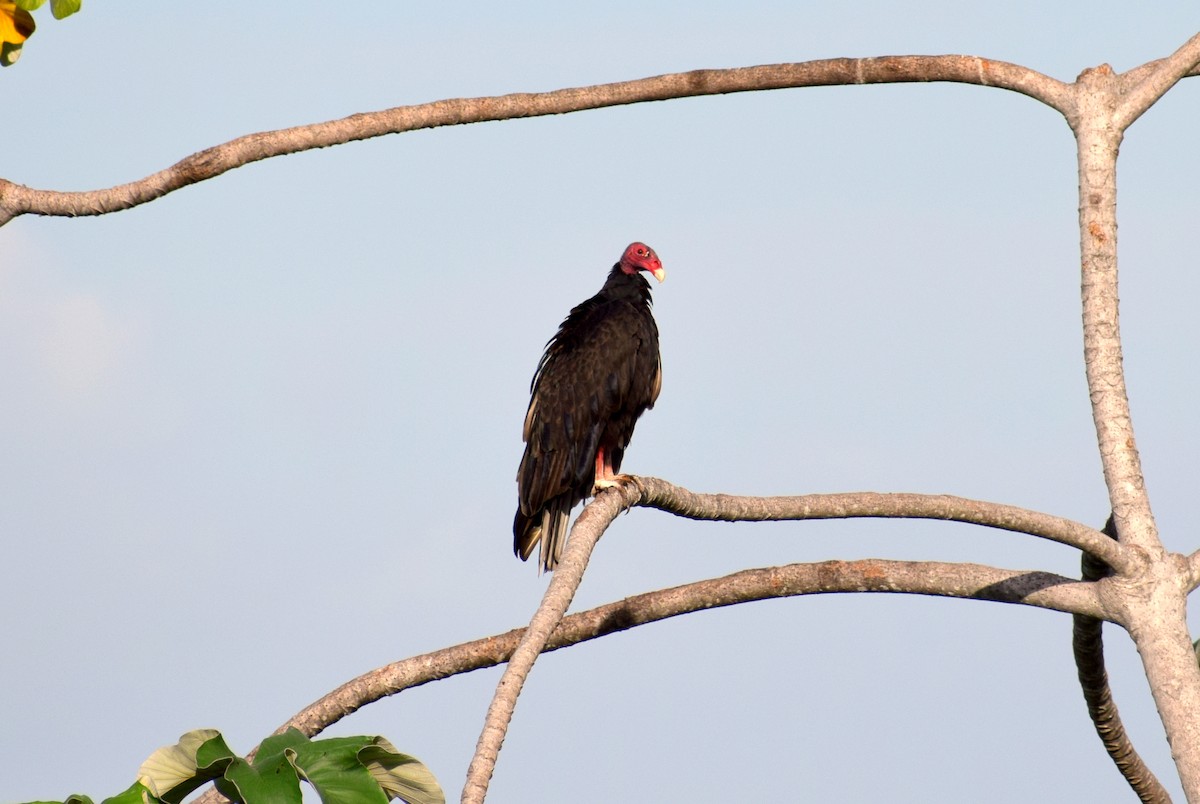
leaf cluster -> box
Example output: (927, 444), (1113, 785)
(23, 728), (445, 804)
(1, 0), (81, 66)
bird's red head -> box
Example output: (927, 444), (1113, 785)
(619, 242), (666, 283)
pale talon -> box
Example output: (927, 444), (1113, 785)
(593, 474), (633, 493)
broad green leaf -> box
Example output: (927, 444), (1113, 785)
(139, 729), (235, 803)
(258, 729), (444, 804)
(222, 754), (303, 804)
(359, 739), (445, 804)
(254, 728), (309, 757)
(283, 736), (388, 804)
(22, 728), (438, 804)
(194, 732), (238, 773)
(13, 0), (44, 11)
(49, 0), (79, 19)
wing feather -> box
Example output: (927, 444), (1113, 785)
(514, 268), (661, 571)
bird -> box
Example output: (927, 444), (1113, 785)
(514, 242), (665, 573)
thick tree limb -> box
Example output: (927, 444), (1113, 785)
(307, 554), (1092, 804)
(266, 557), (1092, 804)
(290, 560), (1098, 733)
(192, 553), (1099, 804)
(1069, 32), (1200, 798)
(0, 54), (1072, 227)
(1073, 517), (1171, 803)
(281, 558), (1099, 741)
(1073, 62), (1160, 557)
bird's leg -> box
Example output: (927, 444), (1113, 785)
(592, 446), (632, 492)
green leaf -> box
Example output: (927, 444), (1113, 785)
(139, 729), (235, 804)
(256, 729), (445, 804)
(194, 732), (239, 773)
(254, 728), (309, 757)
(359, 738), (446, 804)
(22, 727), (440, 804)
(49, 0), (79, 20)
(284, 736), (389, 804)
(221, 753), (303, 804)
(13, 0), (45, 11)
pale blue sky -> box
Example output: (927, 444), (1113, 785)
(4, 4), (1200, 802)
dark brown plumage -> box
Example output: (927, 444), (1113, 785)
(514, 242), (665, 572)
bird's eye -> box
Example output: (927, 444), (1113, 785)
(637, 248), (646, 256)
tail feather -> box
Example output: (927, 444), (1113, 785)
(514, 496), (572, 573)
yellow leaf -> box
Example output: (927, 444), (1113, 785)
(0, 1), (35, 46)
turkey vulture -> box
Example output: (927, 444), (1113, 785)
(514, 242), (665, 572)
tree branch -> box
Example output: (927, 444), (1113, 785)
(1068, 43), (1200, 799)
(1072, 64), (1161, 557)
(630, 477), (1134, 574)
(459, 475), (627, 804)
(0, 55), (1072, 227)
(193, 551), (1100, 804)
(1073, 516), (1171, 803)
(262, 560), (1096, 776)
(1114, 31), (1200, 130)
(184, 473), (1108, 804)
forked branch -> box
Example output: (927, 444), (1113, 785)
(1067, 29), (1200, 799)
(458, 478), (1114, 803)
(188, 478), (1116, 804)
(1113, 31), (1200, 129)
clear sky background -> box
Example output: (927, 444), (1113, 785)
(3, 4), (1200, 802)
